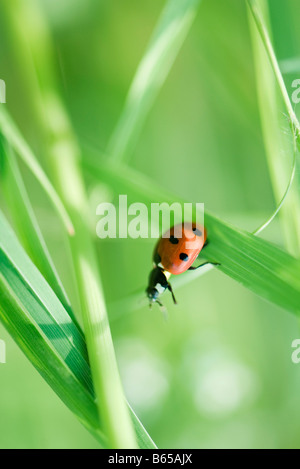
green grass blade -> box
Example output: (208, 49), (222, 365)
(67, 205), (139, 449)
(0, 210), (156, 449)
(108, 0), (202, 163)
(5, 0), (141, 448)
(0, 138), (75, 319)
(247, 0), (300, 147)
(247, 0), (300, 255)
(0, 107), (75, 236)
(204, 215), (300, 314)
(0, 209), (105, 445)
(84, 154), (300, 317)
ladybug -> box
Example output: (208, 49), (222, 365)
(146, 222), (218, 306)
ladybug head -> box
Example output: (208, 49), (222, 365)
(146, 267), (167, 306)
(146, 267), (177, 307)
(146, 288), (161, 306)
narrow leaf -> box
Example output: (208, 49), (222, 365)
(247, 0), (300, 146)
(108, 0), (202, 163)
(0, 107), (75, 235)
(0, 137), (75, 319)
(0, 210), (156, 449)
(247, 0), (300, 255)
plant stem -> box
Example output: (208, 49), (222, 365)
(55, 152), (138, 449)
(108, 0), (202, 163)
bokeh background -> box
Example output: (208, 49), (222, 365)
(0, 0), (300, 449)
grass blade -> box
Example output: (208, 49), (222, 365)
(108, 0), (202, 163)
(5, 0), (141, 449)
(0, 210), (156, 448)
(0, 209), (105, 445)
(247, 0), (300, 255)
(0, 107), (75, 236)
(247, 0), (300, 146)
(67, 205), (139, 449)
(0, 137), (75, 319)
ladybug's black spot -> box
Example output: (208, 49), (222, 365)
(154, 252), (161, 265)
(169, 235), (179, 245)
(193, 227), (203, 237)
(180, 253), (189, 262)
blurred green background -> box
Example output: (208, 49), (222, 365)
(0, 0), (300, 449)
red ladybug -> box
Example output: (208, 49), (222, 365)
(146, 223), (218, 306)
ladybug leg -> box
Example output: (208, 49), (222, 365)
(189, 261), (220, 271)
(167, 283), (177, 305)
(203, 240), (209, 248)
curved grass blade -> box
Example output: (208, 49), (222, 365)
(108, 0), (202, 163)
(84, 154), (300, 317)
(0, 210), (156, 449)
(247, 0), (300, 256)
(0, 209), (104, 443)
(0, 107), (75, 236)
(247, 0), (300, 147)
(0, 137), (75, 320)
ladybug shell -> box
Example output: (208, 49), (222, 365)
(154, 223), (207, 275)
